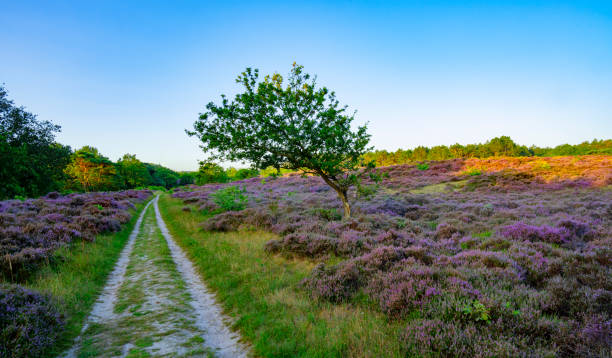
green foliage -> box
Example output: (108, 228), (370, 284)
(311, 208), (342, 221)
(64, 146), (120, 192)
(0, 85), (72, 199)
(463, 167), (482, 176)
(462, 300), (491, 323)
(416, 163), (429, 171)
(178, 172), (195, 185)
(226, 167), (259, 181)
(211, 186), (248, 211)
(188, 63), (372, 217)
(64, 149), (181, 193)
(145, 163), (179, 189)
(473, 230), (492, 238)
(260, 166), (293, 178)
(117, 154), (152, 188)
(356, 169), (388, 200)
(196, 161), (229, 185)
(363, 136), (612, 166)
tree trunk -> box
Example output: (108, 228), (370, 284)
(338, 189), (351, 218)
(318, 172), (351, 218)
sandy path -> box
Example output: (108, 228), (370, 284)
(63, 195), (248, 357)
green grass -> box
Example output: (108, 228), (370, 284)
(19, 198), (152, 357)
(158, 194), (404, 358)
(410, 179), (468, 194)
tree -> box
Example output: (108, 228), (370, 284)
(428, 145), (452, 161)
(179, 172), (195, 185)
(188, 63), (372, 217)
(64, 146), (119, 191)
(117, 154), (152, 188)
(412, 146), (429, 161)
(487, 136), (518, 156)
(145, 163), (180, 189)
(0, 85), (72, 199)
(196, 161), (229, 184)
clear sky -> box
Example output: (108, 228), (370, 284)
(1, 1), (611, 171)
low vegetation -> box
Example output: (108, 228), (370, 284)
(173, 155), (612, 357)
(158, 194), (404, 357)
(0, 190), (151, 280)
(2, 62), (611, 357)
(0, 191), (152, 356)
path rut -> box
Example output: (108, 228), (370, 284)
(63, 196), (248, 358)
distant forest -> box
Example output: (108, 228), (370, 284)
(363, 136), (611, 166)
(0, 85), (192, 200)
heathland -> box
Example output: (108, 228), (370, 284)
(1, 67), (611, 357)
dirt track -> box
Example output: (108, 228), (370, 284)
(63, 196), (247, 358)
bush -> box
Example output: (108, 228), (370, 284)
(1, 190), (151, 280)
(367, 268), (440, 319)
(416, 163), (429, 171)
(302, 262), (364, 302)
(0, 284), (64, 358)
(211, 186), (248, 211)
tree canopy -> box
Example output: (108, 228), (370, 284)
(188, 63), (372, 217)
(0, 85), (71, 199)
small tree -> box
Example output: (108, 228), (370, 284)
(188, 63), (372, 217)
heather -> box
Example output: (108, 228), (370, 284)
(174, 156), (612, 356)
(0, 284), (64, 358)
(0, 189), (151, 281)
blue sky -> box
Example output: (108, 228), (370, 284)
(1, 1), (611, 171)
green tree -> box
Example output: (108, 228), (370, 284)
(64, 146), (119, 191)
(196, 161), (229, 184)
(428, 145), (452, 160)
(117, 154), (152, 188)
(188, 63), (372, 217)
(412, 146), (429, 161)
(233, 168), (260, 180)
(0, 85), (72, 199)
(449, 143), (466, 158)
(145, 163), (179, 189)
(179, 172), (195, 185)
(487, 136), (518, 156)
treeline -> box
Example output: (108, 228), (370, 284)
(363, 136), (612, 166)
(63, 147), (194, 192)
(0, 85), (190, 200)
(193, 162), (292, 185)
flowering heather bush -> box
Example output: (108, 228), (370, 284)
(175, 156), (612, 356)
(0, 190), (151, 280)
(0, 284), (64, 358)
(461, 155), (612, 186)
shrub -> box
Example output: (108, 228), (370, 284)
(211, 186), (248, 211)
(367, 268), (440, 319)
(0, 284), (64, 358)
(265, 232), (337, 258)
(1, 190), (151, 280)
(416, 163), (429, 171)
(499, 222), (570, 244)
(302, 262), (363, 302)
(401, 319), (524, 357)
(175, 157), (612, 355)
